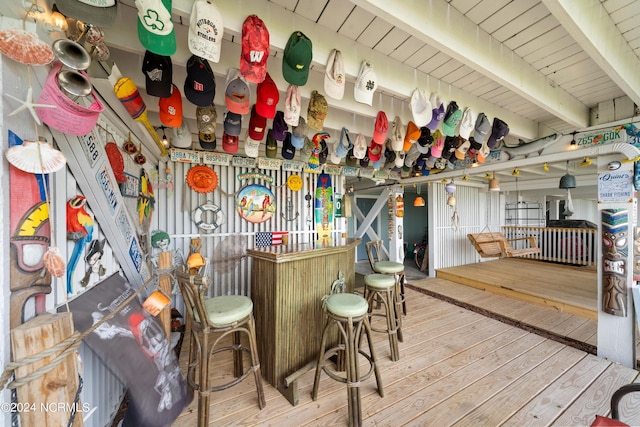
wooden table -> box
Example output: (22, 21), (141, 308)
(247, 238), (360, 405)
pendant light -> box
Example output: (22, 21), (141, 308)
(559, 160), (576, 189)
(414, 183), (425, 207)
(488, 172), (500, 192)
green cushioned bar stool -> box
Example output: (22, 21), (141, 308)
(363, 273), (400, 362)
(177, 271), (266, 427)
(312, 293), (384, 427)
(365, 240), (407, 342)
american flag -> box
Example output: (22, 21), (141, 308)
(255, 231), (288, 248)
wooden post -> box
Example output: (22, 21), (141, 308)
(11, 312), (83, 426)
(157, 251), (173, 338)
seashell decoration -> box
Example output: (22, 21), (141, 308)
(5, 140), (66, 174)
(43, 246), (65, 278)
(0, 28), (54, 66)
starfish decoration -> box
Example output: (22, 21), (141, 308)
(5, 85), (55, 125)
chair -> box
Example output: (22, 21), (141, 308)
(365, 240), (406, 340)
(312, 292), (384, 427)
(363, 273), (400, 362)
(176, 270), (265, 427)
(590, 383), (640, 426)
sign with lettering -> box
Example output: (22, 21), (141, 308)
(170, 148), (200, 163)
(79, 129), (101, 168)
(324, 164), (342, 175)
(374, 170), (389, 179)
(96, 164), (119, 214)
(341, 166), (360, 177)
(202, 151), (231, 166)
(238, 171), (273, 184)
(257, 157), (282, 171)
(232, 156), (257, 168)
(282, 160), (305, 172)
(598, 171), (633, 203)
(577, 127), (627, 147)
(359, 169), (375, 178)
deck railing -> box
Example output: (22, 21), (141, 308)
(502, 225), (598, 267)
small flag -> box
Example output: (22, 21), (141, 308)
(255, 231), (288, 248)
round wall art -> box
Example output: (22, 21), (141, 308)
(236, 184), (276, 223)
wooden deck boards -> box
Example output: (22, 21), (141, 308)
(171, 259), (640, 427)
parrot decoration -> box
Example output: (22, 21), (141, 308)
(66, 195), (94, 293)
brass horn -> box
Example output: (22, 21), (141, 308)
(52, 38), (91, 71)
(57, 70), (92, 97)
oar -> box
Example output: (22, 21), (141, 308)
(113, 77), (168, 157)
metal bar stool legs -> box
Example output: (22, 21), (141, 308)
(312, 293), (383, 427)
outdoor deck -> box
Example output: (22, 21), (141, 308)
(171, 259), (640, 426)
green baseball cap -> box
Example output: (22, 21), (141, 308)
(282, 31), (312, 86)
(136, 0), (176, 56)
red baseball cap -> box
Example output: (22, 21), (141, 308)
(158, 84), (183, 127)
(368, 140), (382, 162)
(248, 104), (267, 141)
(256, 72), (279, 119)
(222, 132), (238, 154)
(372, 111), (388, 145)
(240, 15), (270, 84)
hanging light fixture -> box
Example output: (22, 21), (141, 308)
(569, 131), (578, 150)
(559, 160), (576, 189)
(414, 183), (425, 207)
(156, 125), (169, 147)
(488, 172), (500, 192)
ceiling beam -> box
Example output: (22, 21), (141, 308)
(541, 0), (640, 107)
(352, 0), (590, 129)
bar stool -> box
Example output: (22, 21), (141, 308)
(312, 293), (384, 427)
(363, 273), (400, 362)
(176, 271), (265, 427)
(365, 240), (407, 341)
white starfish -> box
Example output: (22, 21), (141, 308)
(5, 85), (55, 125)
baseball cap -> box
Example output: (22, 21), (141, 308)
(404, 144), (420, 167)
(244, 135), (260, 157)
(477, 139), (490, 163)
(196, 104), (217, 148)
(142, 50), (172, 98)
(442, 101), (462, 137)
(291, 117), (308, 148)
(430, 129), (444, 158)
(329, 140), (343, 164)
(247, 105), (267, 141)
(158, 84), (183, 128)
(240, 15), (270, 83)
(284, 84), (301, 126)
(265, 129), (277, 158)
(255, 72), (279, 119)
(455, 139), (470, 160)
(442, 136), (461, 160)
(487, 118), (509, 149)
(390, 116), (405, 151)
(307, 90), (328, 131)
(188, 0), (224, 63)
(458, 107), (475, 140)
(336, 127), (353, 157)
(281, 132), (295, 160)
(354, 61), (378, 106)
(359, 150), (370, 168)
(55, 0), (118, 28)
(225, 71), (250, 115)
(345, 148), (357, 167)
(473, 113), (491, 144)
(272, 111), (288, 141)
(372, 111), (388, 145)
(417, 126), (433, 154)
(282, 31), (313, 86)
(222, 132), (239, 154)
(353, 133), (367, 159)
(223, 111), (242, 136)
(135, 0), (176, 56)
(426, 93), (444, 131)
(467, 136), (482, 160)
(403, 121), (421, 151)
(324, 48), (345, 100)
(411, 89), (432, 127)
(172, 119), (192, 148)
(184, 55), (216, 106)
(368, 141), (383, 162)
(394, 151), (406, 169)
(318, 139), (329, 165)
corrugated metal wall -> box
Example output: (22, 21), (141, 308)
(430, 182), (503, 270)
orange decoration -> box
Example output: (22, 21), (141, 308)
(186, 165), (218, 193)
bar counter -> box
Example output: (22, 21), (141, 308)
(247, 237), (361, 404)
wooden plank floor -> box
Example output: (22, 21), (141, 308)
(172, 281), (640, 426)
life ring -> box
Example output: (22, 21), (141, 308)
(192, 203), (225, 231)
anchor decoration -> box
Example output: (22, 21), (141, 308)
(281, 197), (299, 225)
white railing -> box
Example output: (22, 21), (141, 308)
(502, 226), (598, 267)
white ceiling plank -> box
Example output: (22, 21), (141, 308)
(502, 15), (559, 51)
(270, 0), (298, 11)
(450, 0), (484, 15)
(357, 17), (393, 48)
(440, 65), (475, 85)
(466, 0), (512, 24)
(293, 0), (326, 21)
(480, 0), (533, 35)
(337, 6), (375, 40)
(317, 1), (355, 31)
(491, 3), (550, 43)
(418, 52), (454, 75)
(514, 26), (566, 58)
(403, 44), (439, 69)
(530, 44), (584, 70)
(602, 0), (637, 14)
(523, 35), (577, 65)
(388, 36), (425, 62)
(352, 0), (590, 128)
(374, 27), (411, 56)
(542, 0), (640, 107)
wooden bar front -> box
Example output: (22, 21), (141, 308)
(247, 238), (360, 402)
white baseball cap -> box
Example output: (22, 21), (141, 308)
(352, 133), (368, 159)
(324, 49), (345, 100)
(172, 119), (192, 148)
(410, 89), (432, 127)
(244, 135), (260, 158)
(458, 107), (475, 140)
(354, 61), (378, 106)
(188, 0), (224, 63)
(284, 84), (301, 126)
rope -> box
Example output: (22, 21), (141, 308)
(0, 275), (155, 391)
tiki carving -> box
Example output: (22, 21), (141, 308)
(601, 209), (628, 317)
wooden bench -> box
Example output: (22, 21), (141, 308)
(467, 232), (541, 258)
